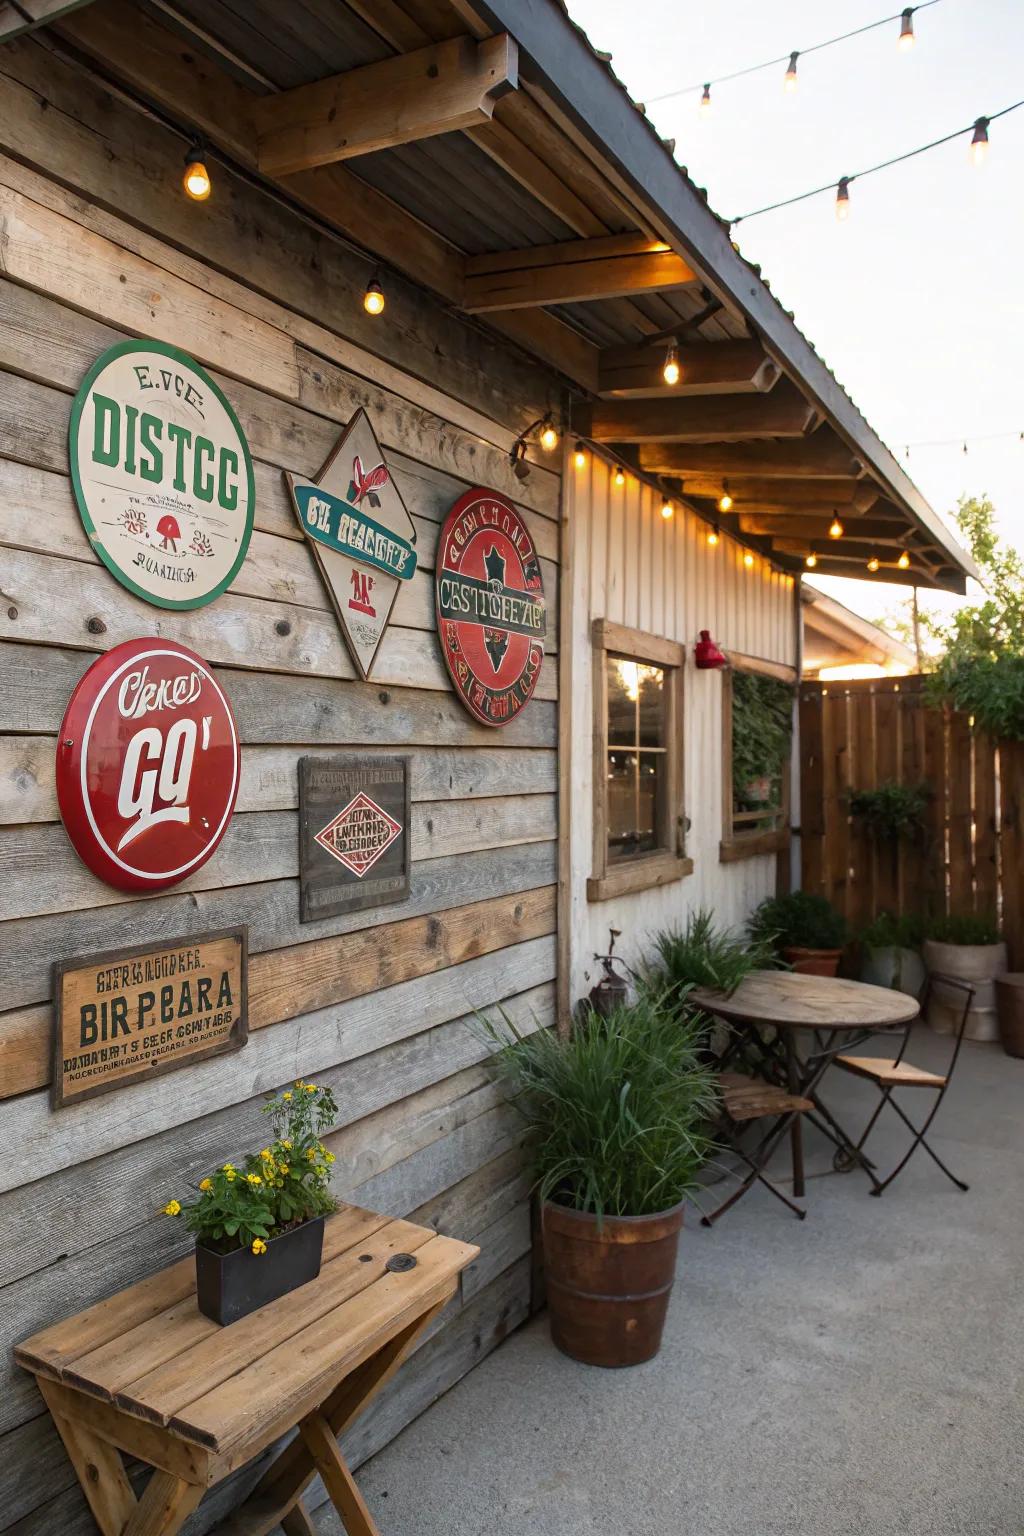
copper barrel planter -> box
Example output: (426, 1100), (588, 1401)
(541, 1198), (685, 1368)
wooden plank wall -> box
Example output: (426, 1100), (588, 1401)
(563, 453), (797, 1005)
(799, 675), (1022, 959)
(0, 32), (564, 1534)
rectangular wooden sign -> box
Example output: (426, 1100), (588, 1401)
(52, 927), (248, 1109)
(299, 755), (411, 923)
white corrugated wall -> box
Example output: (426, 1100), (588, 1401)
(563, 451), (797, 1006)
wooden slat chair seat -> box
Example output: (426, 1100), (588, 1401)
(834, 1056), (946, 1090)
(702, 1072), (812, 1227)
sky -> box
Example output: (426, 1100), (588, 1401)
(565, 0), (1024, 626)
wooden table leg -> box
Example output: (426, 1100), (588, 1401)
(40, 1386), (137, 1536)
(281, 1501), (318, 1536)
(122, 1471), (206, 1536)
(300, 1411), (380, 1536)
(784, 1031), (806, 1198)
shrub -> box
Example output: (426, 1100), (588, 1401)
(860, 911), (926, 951)
(732, 671), (793, 805)
(748, 889), (848, 953)
(480, 993), (718, 1221)
(644, 909), (772, 1002)
(925, 912), (1002, 946)
(848, 781), (930, 842)
(162, 1082), (338, 1256)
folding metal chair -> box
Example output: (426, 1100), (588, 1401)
(832, 973), (974, 1197)
(700, 1072), (813, 1225)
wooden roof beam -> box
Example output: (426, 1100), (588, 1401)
(583, 381), (820, 443)
(637, 431), (863, 478)
(679, 477), (879, 510)
(598, 339), (779, 399)
(462, 234), (697, 311)
(252, 35), (518, 176)
(738, 515), (907, 541)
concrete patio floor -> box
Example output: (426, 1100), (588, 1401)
(315, 1028), (1024, 1535)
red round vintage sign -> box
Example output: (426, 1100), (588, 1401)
(55, 639), (240, 892)
(435, 488), (547, 727)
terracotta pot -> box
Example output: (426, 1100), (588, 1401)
(923, 939), (1007, 1042)
(195, 1215), (324, 1326)
(542, 1198), (684, 1368)
(783, 946), (842, 977)
(995, 974), (1024, 1058)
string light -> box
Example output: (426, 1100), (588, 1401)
(898, 7), (915, 49)
(805, 552), (818, 569)
(660, 498), (674, 520)
(182, 142), (211, 202)
(783, 51), (799, 94)
(867, 555), (881, 572)
(363, 278), (385, 316)
(699, 83), (712, 117)
(614, 465), (626, 487)
(829, 516), (844, 540)
(732, 98), (1023, 224)
(718, 486), (734, 513)
(662, 344), (681, 386)
(897, 550), (911, 569)
(835, 177), (851, 222)
(574, 441), (587, 470)
(706, 525), (720, 547)
(540, 417), (559, 452)
(743, 551), (755, 569)
(902, 426), (1023, 453)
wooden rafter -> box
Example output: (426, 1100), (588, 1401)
(462, 234), (697, 312)
(598, 339), (779, 398)
(252, 34), (518, 176)
(678, 477), (879, 510)
(583, 381), (820, 443)
(737, 515), (908, 541)
(637, 432), (863, 478)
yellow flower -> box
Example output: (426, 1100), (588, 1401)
(307, 1147), (316, 1161)
(281, 1139), (292, 1150)
(325, 1152), (336, 1164)
(247, 1173), (262, 1186)
(199, 1178), (212, 1192)
(282, 1091), (293, 1102)
(295, 1080), (304, 1090)
(222, 1163), (235, 1173)
(278, 1164), (290, 1176)
(252, 1238), (267, 1256)
(306, 1083), (317, 1094)
(226, 1170), (236, 1181)
(259, 1148), (273, 1162)
(163, 1200), (181, 1217)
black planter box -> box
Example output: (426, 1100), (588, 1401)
(195, 1216), (325, 1325)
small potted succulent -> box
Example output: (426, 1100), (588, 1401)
(163, 1081), (338, 1324)
(748, 889), (848, 976)
(923, 914), (1006, 1042)
(859, 911), (926, 999)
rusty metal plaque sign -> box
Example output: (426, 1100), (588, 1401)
(298, 755), (410, 922)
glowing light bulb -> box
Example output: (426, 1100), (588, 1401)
(743, 551), (755, 569)
(662, 344), (681, 387)
(613, 466), (625, 488)
(970, 118), (989, 166)
(660, 499), (674, 520)
(867, 555), (880, 573)
(706, 526), (720, 547)
(573, 441), (587, 470)
(718, 489), (733, 513)
(835, 178), (851, 222)
(829, 516), (844, 540)
(182, 158), (211, 201)
(805, 552), (818, 569)
(784, 52), (799, 94)
(363, 279), (385, 316)
(540, 419), (559, 452)
(699, 83), (711, 117)
(898, 8), (914, 49)
(897, 550), (911, 570)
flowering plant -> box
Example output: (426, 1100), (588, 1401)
(163, 1082), (338, 1256)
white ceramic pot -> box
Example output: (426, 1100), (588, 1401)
(922, 939), (1008, 1042)
(861, 945), (926, 1000)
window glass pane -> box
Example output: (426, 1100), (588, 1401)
(607, 750), (664, 862)
(634, 750), (664, 854)
(637, 665), (665, 747)
(606, 657), (638, 746)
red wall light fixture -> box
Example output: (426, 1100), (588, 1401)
(695, 629), (727, 669)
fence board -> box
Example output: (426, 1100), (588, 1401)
(799, 687), (824, 896)
(973, 733), (998, 917)
(947, 710), (974, 914)
(1001, 742), (1024, 969)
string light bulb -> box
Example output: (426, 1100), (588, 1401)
(743, 551), (755, 569)
(897, 550), (911, 570)
(898, 8), (915, 50)
(182, 143), (211, 202)
(835, 177), (851, 222)
(718, 483), (734, 513)
(867, 555), (880, 573)
(970, 118), (989, 166)
(783, 51), (799, 94)
(699, 83), (712, 117)
(829, 516), (844, 540)
(613, 465), (626, 488)
(805, 552), (818, 569)
(706, 525), (720, 547)
(539, 417), (559, 452)
(573, 441), (587, 470)
(662, 343), (681, 387)
(363, 278), (385, 316)
(660, 498), (674, 521)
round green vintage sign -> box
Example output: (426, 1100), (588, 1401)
(69, 340), (255, 610)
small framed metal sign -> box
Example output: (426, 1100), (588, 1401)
(52, 926), (248, 1109)
(299, 755), (410, 922)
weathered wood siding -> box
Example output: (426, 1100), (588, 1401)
(563, 453), (796, 1003)
(0, 34), (561, 1533)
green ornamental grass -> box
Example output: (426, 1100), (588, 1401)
(644, 908), (774, 1002)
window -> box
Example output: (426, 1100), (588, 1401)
(720, 653), (795, 863)
(588, 619), (690, 901)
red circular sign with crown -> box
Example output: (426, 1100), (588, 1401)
(55, 638), (240, 892)
(435, 488), (547, 727)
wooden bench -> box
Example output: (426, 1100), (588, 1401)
(15, 1204), (478, 1536)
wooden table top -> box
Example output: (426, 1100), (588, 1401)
(691, 969), (920, 1030)
(15, 1204), (477, 1460)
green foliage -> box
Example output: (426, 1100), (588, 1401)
(928, 496), (1024, 740)
(848, 781), (930, 841)
(479, 994), (718, 1221)
(731, 671), (793, 805)
(164, 1082), (338, 1255)
(748, 889), (848, 953)
(925, 912), (1002, 946)
(643, 909), (773, 1002)
(860, 910), (925, 951)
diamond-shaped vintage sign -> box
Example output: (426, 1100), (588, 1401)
(285, 409), (417, 680)
(314, 792), (402, 878)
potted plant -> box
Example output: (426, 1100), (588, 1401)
(482, 992), (716, 1368)
(163, 1081), (339, 1324)
(859, 911), (926, 998)
(848, 781), (930, 842)
(923, 914), (1006, 1041)
(747, 889), (848, 976)
(646, 909), (772, 1004)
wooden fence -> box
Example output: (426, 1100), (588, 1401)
(799, 675), (1024, 966)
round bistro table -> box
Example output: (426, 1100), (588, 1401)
(691, 971), (920, 1197)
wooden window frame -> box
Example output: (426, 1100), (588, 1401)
(720, 650), (796, 864)
(588, 618), (692, 902)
